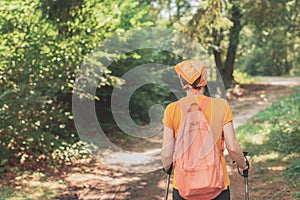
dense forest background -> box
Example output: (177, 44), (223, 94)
(1, 0), (299, 174)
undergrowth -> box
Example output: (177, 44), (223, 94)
(237, 90), (300, 198)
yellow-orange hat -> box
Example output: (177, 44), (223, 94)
(174, 60), (207, 87)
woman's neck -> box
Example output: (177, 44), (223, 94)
(186, 88), (205, 96)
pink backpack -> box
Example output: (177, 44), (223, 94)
(174, 97), (224, 200)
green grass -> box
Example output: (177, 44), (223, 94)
(237, 90), (300, 154)
(0, 184), (62, 200)
(236, 90), (300, 198)
(0, 187), (14, 200)
(0, 171), (66, 200)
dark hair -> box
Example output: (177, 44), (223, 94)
(191, 76), (202, 89)
(181, 75), (208, 91)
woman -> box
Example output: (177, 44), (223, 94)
(161, 60), (249, 200)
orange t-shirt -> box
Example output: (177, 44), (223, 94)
(163, 95), (234, 190)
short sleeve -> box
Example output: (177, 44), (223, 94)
(223, 101), (234, 125)
(162, 102), (177, 131)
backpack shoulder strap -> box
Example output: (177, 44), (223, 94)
(176, 100), (197, 114)
(199, 97), (211, 111)
(176, 100), (188, 114)
(210, 98), (227, 151)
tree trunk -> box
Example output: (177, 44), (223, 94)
(223, 3), (243, 86)
(212, 29), (224, 71)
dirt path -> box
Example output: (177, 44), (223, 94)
(59, 77), (299, 200)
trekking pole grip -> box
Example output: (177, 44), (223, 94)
(243, 152), (250, 178)
(163, 163), (173, 175)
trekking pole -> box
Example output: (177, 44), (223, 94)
(164, 172), (171, 200)
(163, 163), (173, 200)
(243, 152), (250, 200)
(236, 152), (250, 200)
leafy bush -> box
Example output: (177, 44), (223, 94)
(259, 92), (300, 154)
(267, 121), (300, 154)
(237, 90), (300, 196)
(233, 69), (256, 84)
(0, 0), (158, 169)
(238, 91), (300, 154)
(285, 160), (300, 188)
(0, 0), (125, 167)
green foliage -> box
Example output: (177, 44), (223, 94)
(259, 92), (299, 154)
(295, 192), (300, 199)
(238, 91), (300, 154)
(0, 0), (153, 168)
(237, 0), (300, 76)
(285, 160), (300, 188)
(0, 187), (14, 199)
(233, 69), (256, 84)
(1, 0), (299, 172)
(155, 0), (300, 78)
(0, 176), (64, 199)
(267, 121), (300, 154)
(237, 91), (300, 195)
(38, 0), (84, 24)
(96, 49), (180, 136)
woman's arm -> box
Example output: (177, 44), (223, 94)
(161, 125), (175, 171)
(223, 122), (248, 169)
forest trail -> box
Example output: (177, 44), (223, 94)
(58, 77), (300, 200)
